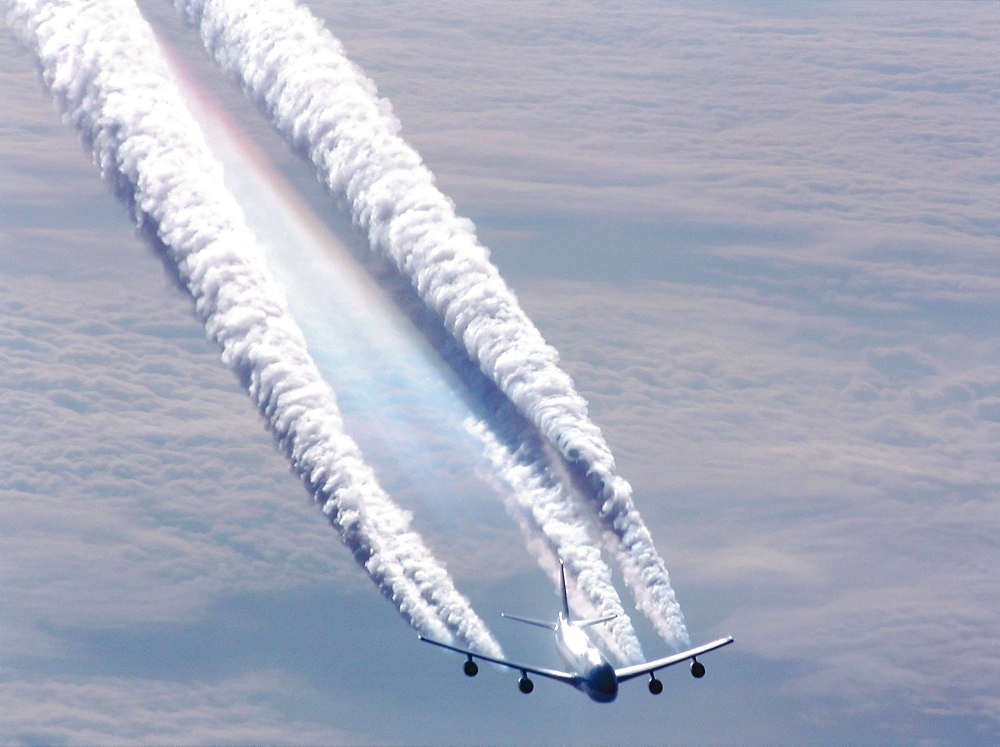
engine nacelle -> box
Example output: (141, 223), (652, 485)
(463, 658), (478, 677)
(648, 675), (663, 695)
(690, 659), (706, 679)
(518, 675), (534, 694)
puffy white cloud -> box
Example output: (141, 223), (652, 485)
(1, 671), (358, 744)
(0, 262), (360, 635)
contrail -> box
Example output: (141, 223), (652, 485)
(5, 0), (501, 655)
(466, 414), (644, 665)
(177, 0), (689, 646)
(352, 249), (645, 663)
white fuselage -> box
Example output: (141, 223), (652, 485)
(554, 613), (618, 702)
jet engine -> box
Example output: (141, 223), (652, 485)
(518, 675), (534, 694)
(690, 659), (706, 678)
(463, 657), (478, 677)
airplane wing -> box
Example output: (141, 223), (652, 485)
(418, 635), (580, 685)
(614, 636), (734, 683)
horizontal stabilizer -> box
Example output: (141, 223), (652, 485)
(576, 614), (617, 629)
(501, 612), (557, 631)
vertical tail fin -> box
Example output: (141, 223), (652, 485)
(559, 560), (571, 620)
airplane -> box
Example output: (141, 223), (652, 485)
(419, 562), (733, 703)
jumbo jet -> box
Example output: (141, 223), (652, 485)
(419, 562), (733, 702)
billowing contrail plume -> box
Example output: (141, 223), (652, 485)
(177, 0), (689, 646)
(466, 415), (644, 665)
(5, 0), (501, 655)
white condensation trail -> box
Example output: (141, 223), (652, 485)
(466, 417), (644, 665)
(4, 0), (502, 655)
(177, 0), (689, 646)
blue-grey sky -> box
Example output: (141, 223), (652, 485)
(3, 1), (998, 743)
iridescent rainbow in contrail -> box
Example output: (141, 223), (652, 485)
(162, 40), (644, 663)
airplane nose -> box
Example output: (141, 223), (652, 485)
(588, 663), (618, 702)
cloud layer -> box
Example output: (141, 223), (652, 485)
(3, 0), (997, 741)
